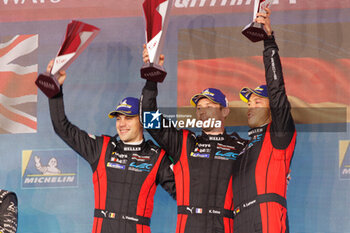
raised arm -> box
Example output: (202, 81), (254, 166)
(47, 60), (103, 165)
(257, 9), (295, 149)
(141, 45), (188, 164)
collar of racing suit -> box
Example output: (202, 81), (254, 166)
(112, 137), (148, 152)
(200, 130), (230, 142)
(248, 124), (268, 138)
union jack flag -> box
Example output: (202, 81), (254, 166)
(0, 35), (38, 134)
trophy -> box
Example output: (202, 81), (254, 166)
(35, 20), (100, 98)
(242, 0), (273, 42)
(140, 0), (172, 82)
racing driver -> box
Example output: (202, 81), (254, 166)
(141, 46), (247, 233)
(232, 8), (297, 233)
(46, 60), (176, 233)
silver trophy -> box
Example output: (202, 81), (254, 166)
(140, 0), (172, 82)
(242, 0), (273, 42)
(35, 21), (100, 98)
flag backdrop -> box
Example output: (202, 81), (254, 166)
(0, 34), (38, 134)
(0, 1), (349, 232)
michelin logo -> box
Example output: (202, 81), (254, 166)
(22, 150), (78, 188)
(34, 156), (61, 175)
(339, 140), (350, 179)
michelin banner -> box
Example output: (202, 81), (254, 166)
(0, 1), (349, 233)
(21, 150), (78, 188)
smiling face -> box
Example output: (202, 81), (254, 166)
(116, 114), (143, 143)
(247, 94), (272, 128)
(195, 97), (229, 134)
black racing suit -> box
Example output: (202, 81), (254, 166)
(49, 90), (176, 233)
(0, 189), (18, 233)
(232, 36), (297, 233)
(141, 81), (247, 233)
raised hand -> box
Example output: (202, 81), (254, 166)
(46, 59), (67, 85)
(255, 8), (272, 36)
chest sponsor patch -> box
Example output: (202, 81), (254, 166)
(209, 136), (224, 141)
(196, 143), (211, 148)
(190, 152), (210, 158)
(107, 162), (125, 170)
(194, 143), (211, 153)
(132, 154), (151, 162)
(215, 151), (238, 160)
(128, 162), (153, 172)
(217, 143), (236, 151)
(194, 147), (211, 153)
(110, 157), (127, 164)
(112, 152), (128, 159)
(124, 146), (142, 152)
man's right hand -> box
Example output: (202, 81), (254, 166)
(255, 8), (273, 36)
(142, 44), (164, 66)
(47, 60), (67, 85)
